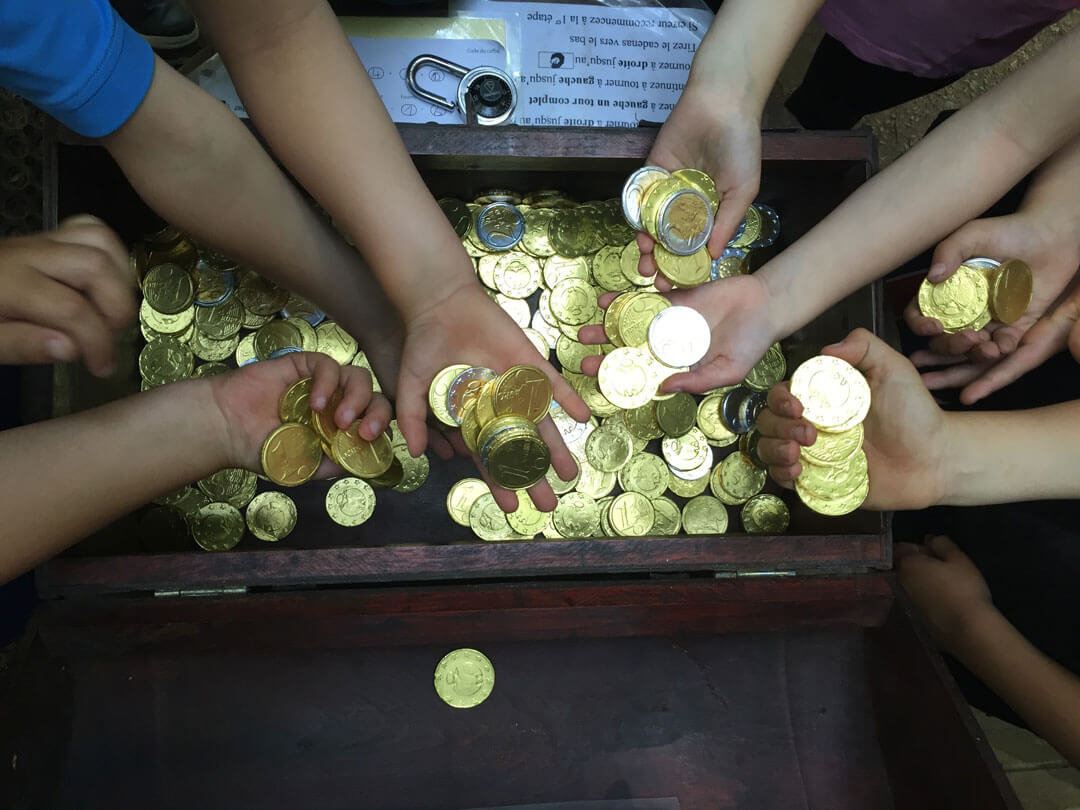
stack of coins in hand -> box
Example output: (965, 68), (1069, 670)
(430, 364), (553, 490)
(436, 186), (795, 540)
(134, 225), (428, 552)
(917, 257), (1032, 333)
(620, 167), (780, 289)
(789, 355), (872, 516)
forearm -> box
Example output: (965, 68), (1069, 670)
(952, 607), (1080, 768)
(940, 399), (1080, 505)
(759, 26), (1080, 336)
(1021, 134), (1080, 239)
(188, 0), (477, 320)
(689, 0), (823, 114)
(0, 380), (228, 581)
(101, 57), (400, 343)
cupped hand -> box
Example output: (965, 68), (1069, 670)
(756, 328), (950, 511)
(209, 350), (392, 477)
(0, 215), (136, 376)
(904, 211), (1080, 401)
(635, 82), (761, 290)
(896, 536), (996, 652)
(394, 281), (589, 513)
(579, 274), (781, 394)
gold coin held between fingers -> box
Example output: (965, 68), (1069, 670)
(325, 477), (376, 527)
(789, 355), (871, 432)
(989, 258), (1033, 324)
(331, 428), (395, 479)
(506, 491), (550, 537)
(261, 423), (323, 486)
(434, 648), (494, 709)
(246, 491), (298, 542)
(493, 365), (553, 423)
(429, 363), (471, 427)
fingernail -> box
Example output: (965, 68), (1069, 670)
(363, 416), (383, 438)
(928, 263), (947, 281)
(798, 426), (811, 444)
(98, 361), (116, 378)
(339, 408), (356, 427)
(45, 337), (75, 362)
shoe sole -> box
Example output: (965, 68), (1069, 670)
(140, 21), (200, 51)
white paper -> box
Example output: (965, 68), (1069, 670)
(451, 0), (712, 126)
(191, 35), (506, 125)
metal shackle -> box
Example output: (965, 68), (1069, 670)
(406, 54), (517, 126)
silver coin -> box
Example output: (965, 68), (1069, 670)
(667, 449), (714, 481)
(267, 346), (303, 359)
(656, 188), (712, 255)
(446, 366), (498, 424)
(647, 305), (711, 368)
(476, 202), (525, 250)
(720, 387), (767, 434)
(620, 165), (671, 231)
(749, 203), (781, 249)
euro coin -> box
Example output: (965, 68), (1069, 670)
(191, 502), (245, 552)
(315, 322), (358, 364)
(546, 463), (580, 495)
(553, 491), (601, 538)
(194, 296), (244, 340)
(989, 258), (1032, 324)
(447, 366), (498, 425)
(672, 168), (720, 212)
(476, 202), (525, 250)
(549, 278), (597, 326)
(447, 478), (490, 526)
(743, 343), (786, 392)
(796, 474), (869, 516)
(332, 428), (394, 479)
(429, 363), (470, 427)
(142, 262), (194, 314)
(617, 292), (669, 348)
(139, 336), (193, 385)
(789, 355), (871, 432)
(719, 451), (767, 503)
(190, 330), (238, 362)
(661, 427), (711, 472)
(798, 449), (868, 500)
(584, 422), (634, 472)
(917, 265), (988, 333)
(574, 457), (617, 499)
(648, 305), (711, 368)
(197, 467), (258, 509)
(254, 319), (302, 360)
(653, 244), (711, 287)
(434, 648), (494, 709)
(325, 477), (376, 526)
(261, 423), (322, 486)
(139, 299), (194, 335)
(506, 491), (550, 537)
(493, 251), (541, 299)
(656, 188), (711, 255)
(279, 376), (314, 425)
(681, 495), (728, 534)
(741, 494), (790, 534)
(237, 273), (289, 315)
(484, 421), (550, 490)
(246, 491), (298, 542)
(697, 394), (739, 447)
(617, 452), (669, 500)
(608, 491), (655, 536)
(801, 422), (863, 466)
(667, 466), (710, 498)
(598, 346), (655, 410)
(493, 365), (552, 423)
(621, 165), (671, 231)
(655, 392), (697, 438)
(469, 492), (518, 541)
(651, 496), (682, 535)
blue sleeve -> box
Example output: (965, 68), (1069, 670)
(0, 0), (155, 137)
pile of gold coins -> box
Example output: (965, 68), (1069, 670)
(917, 257), (1032, 334)
(620, 166), (779, 288)
(790, 355), (872, 516)
(436, 182), (795, 541)
(134, 225), (428, 552)
(430, 364), (553, 489)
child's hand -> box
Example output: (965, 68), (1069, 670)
(896, 536), (996, 651)
(209, 351), (391, 476)
(635, 82), (761, 289)
(395, 282), (587, 513)
(755, 329), (950, 511)
(0, 215), (135, 376)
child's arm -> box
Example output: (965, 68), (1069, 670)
(0, 353), (387, 584)
(899, 536), (1080, 768)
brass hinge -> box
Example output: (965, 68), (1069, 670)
(153, 586), (249, 598)
(715, 570), (798, 579)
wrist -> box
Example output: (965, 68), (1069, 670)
(936, 411), (977, 506)
(755, 261), (800, 339)
(947, 602), (1010, 663)
(202, 376), (251, 471)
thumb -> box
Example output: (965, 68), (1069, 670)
(707, 187), (756, 257)
(928, 218), (1004, 282)
(0, 321), (78, 365)
(926, 534), (963, 561)
(894, 542), (927, 562)
(821, 327), (909, 380)
(663, 357), (745, 394)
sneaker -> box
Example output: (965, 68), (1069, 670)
(126, 0), (200, 51)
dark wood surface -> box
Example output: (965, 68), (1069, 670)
(3, 576), (1018, 809)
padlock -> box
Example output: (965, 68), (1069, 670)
(406, 54), (517, 126)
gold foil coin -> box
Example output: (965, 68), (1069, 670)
(617, 452), (669, 500)
(608, 491), (655, 537)
(681, 495), (729, 535)
(989, 258), (1033, 324)
(261, 423), (322, 486)
(493, 365), (553, 423)
(191, 502), (245, 552)
(741, 494), (790, 534)
(651, 496), (682, 535)
(917, 265), (988, 333)
(325, 477), (376, 526)
(506, 491), (550, 537)
(434, 648), (494, 709)
(447, 478), (490, 526)
(789, 355), (871, 432)
(142, 263), (194, 314)
(469, 492), (519, 541)
(197, 467), (258, 509)
(279, 376), (314, 425)
(246, 491), (298, 542)
(332, 428), (394, 479)
(719, 452), (767, 503)
(553, 491), (601, 538)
